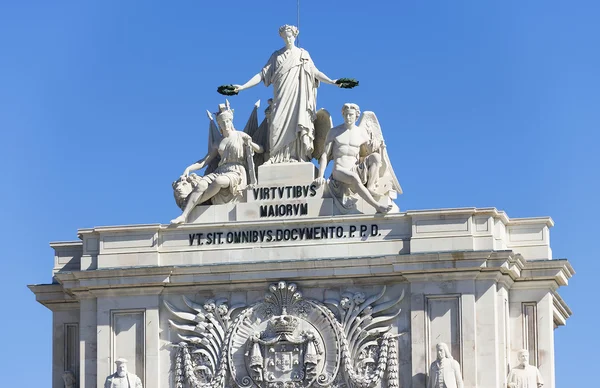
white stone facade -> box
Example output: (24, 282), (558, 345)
(30, 205), (572, 388)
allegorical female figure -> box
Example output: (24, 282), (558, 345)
(170, 103), (263, 224)
(232, 25), (340, 163)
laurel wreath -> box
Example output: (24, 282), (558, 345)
(217, 85), (238, 96)
(335, 78), (359, 89)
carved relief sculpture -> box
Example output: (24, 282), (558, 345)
(507, 349), (543, 388)
(171, 101), (265, 224)
(104, 358), (143, 388)
(427, 343), (463, 388)
(313, 103), (402, 213)
(165, 281), (404, 388)
(230, 25), (352, 164)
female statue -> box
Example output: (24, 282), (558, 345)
(170, 102), (263, 224)
(232, 25), (341, 163)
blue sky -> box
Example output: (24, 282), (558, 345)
(0, 1), (597, 385)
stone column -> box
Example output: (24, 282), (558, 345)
(537, 292), (556, 388)
(496, 285), (511, 388)
(52, 306), (80, 388)
(78, 296), (97, 388)
(474, 278), (500, 387)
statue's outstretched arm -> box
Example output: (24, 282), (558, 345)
(234, 73), (262, 92)
(183, 149), (218, 176)
(314, 69), (337, 86)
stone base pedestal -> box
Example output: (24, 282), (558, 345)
(258, 162), (316, 186)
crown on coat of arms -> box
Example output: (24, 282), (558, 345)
(271, 315), (299, 334)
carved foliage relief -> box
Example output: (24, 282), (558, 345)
(165, 282), (404, 388)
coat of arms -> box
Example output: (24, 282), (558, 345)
(165, 281), (404, 388)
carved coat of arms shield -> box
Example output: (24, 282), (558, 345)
(266, 342), (304, 383)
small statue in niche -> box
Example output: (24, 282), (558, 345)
(507, 349), (543, 388)
(427, 343), (464, 388)
(104, 358), (143, 388)
(170, 101), (264, 224)
(313, 103), (402, 213)
(62, 371), (77, 388)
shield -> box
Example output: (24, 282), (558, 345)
(265, 342), (304, 383)
(275, 352), (293, 372)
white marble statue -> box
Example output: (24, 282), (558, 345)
(313, 103), (401, 213)
(171, 101), (264, 224)
(231, 25), (344, 164)
(427, 343), (464, 388)
(62, 371), (77, 388)
(507, 349), (543, 388)
(104, 358), (143, 388)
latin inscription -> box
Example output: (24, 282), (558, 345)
(252, 184), (317, 201)
(188, 224), (380, 246)
(260, 203), (308, 217)
(252, 184), (318, 219)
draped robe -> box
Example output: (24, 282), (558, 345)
(261, 46), (319, 163)
(507, 365), (543, 388)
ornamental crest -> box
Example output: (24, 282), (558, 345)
(165, 281), (404, 388)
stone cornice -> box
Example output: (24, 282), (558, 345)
(27, 284), (79, 311)
(72, 207), (554, 237)
(32, 251), (572, 305)
(553, 291), (572, 326)
(518, 259), (574, 287)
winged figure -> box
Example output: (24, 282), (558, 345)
(313, 103), (402, 214)
(171, 100), (265, 224)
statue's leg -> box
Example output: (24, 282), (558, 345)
(170, 180), (209, 224)
(200, 175), (231, 202)
(365, 153), (382, 195)
(332, 168), (392, 213)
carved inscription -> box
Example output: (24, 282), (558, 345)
(252, 185), (318, 201)
(188, 224), (380, 246)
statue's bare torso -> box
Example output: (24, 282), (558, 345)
(328, 124), (369, 174)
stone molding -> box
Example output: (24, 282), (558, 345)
(48, 207), (558, 276)
(32, 251), (573, 310)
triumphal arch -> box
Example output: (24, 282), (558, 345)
(30, 25), (572, 388)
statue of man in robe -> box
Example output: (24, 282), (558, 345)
(232, 25), (341, 164)
(427, 343), (464, 388)
(104, 358), (143, 388)
(507, 349), (543, 388)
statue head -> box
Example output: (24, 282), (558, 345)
(62, 371), (76, 387)
(279, 25), (299, 48)
(173, 173), (201, 209)
(115, 358), (128, 377)
(216, 101), (235, 135)
(265, 98), (274, 123)
(342, 103), (361, 126)
(436, 342), (452, 361)
(517, 349), (530, 367)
